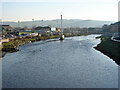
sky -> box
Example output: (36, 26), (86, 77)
(0, 0), (120, 22)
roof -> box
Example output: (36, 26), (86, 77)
(0, 25), (10, 26)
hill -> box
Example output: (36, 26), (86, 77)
(3, 19), (114, 28)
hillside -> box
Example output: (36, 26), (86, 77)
(3, 19), (114, 28)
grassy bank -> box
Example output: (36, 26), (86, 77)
(2, 35), (61, 53)
(94, 35), (120, 65)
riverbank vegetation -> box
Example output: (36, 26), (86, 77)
(1, 35), (59, 53)
(94, 34), (120, 65)
(1, 33), (89, 54)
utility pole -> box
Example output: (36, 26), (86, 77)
(32, 19), (35, 32)
(32, 19), (34, 30)
(60, 14), (64, 40)
(18, 21), (20, 28)
(42, 19), (43, 27)
(61, 15), (63, 35)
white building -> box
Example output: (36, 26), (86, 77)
(29, 32), (39, 36)
(51, 27), (56, 32)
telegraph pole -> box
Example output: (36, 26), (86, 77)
(60, 15), (64, 40)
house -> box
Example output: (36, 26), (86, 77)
(51, 27), (56, 32)
(56, 28), (61, 32)
(1, 38), (10, 43)
(35, 26), (51, 33)
(29, 32), (39, 36)
(113, 32), (120, 40)
(0, 25), (13, 32)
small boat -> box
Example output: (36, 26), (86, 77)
(60, 34), (64, 40)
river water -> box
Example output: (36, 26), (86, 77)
(2, 34), (118, 88)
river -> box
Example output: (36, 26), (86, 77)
(2, 34), (118, 88)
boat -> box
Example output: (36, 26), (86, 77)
(60, 34), (64, 40)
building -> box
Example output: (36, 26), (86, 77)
(35, 26), (51, 31)
(29, 32), (39, 36)
(51, 27), (56, 32)
(0, 25), (14, 38)
(34, 26), (51, 34)
(56, 28), (61, 32)
(113, 32), (120, 40)
(0, 25), (13, 31)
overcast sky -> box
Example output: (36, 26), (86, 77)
(1, 0), (120, 22)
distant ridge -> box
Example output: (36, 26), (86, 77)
(2, 19), (114, 28)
